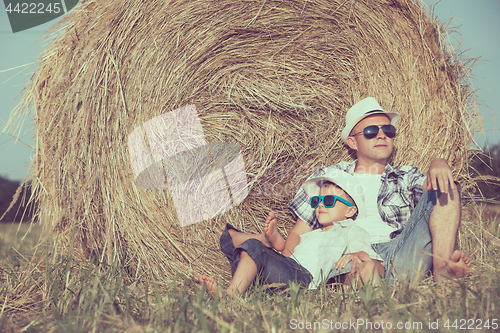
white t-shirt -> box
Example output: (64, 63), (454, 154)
(352, 173), (398, 243)
(291, 220), (382, 289)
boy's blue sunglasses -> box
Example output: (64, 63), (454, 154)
(310, 195), (354, 209)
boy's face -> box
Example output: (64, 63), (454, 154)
(315, 185), (357, 226)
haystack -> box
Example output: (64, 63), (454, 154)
(8, 0), (480, 282)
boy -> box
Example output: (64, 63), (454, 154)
(197, 170), (384, 297)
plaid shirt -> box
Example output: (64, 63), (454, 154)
(288, 160), (427, 238)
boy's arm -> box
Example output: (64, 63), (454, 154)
(344, 227), (383, 261)
(336, 251), (384, 278)
(335, 251), (371, 270)
(281, 218), (312, 257)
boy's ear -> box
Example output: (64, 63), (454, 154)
(345, 206), (357, 218)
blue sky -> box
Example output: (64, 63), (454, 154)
(424, 0), (499, 148)
(0, 0), (498, 181)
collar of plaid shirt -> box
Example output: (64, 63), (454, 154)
(342, 160), (407, 178)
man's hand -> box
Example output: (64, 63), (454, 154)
(425, 158), (455, 194)
(335, 251), (371, 273)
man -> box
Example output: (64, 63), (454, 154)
(285, 97), (470, 283)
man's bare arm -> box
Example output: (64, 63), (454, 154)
(281, 218), (313, 257)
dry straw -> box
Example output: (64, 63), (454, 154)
(4, 0), (481, 282)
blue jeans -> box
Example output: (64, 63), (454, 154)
(220, 224), (312, 288)
(374, 187), (441, 284)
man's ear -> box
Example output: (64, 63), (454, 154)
(346, 136), (357, 151)
(345, 206), (357, 218)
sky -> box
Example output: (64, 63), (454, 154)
(0, 0), (498, 181)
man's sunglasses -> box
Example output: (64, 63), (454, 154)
(350, 124), (396, 140)
(310, 195), (354, 209)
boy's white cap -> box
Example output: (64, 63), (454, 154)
(341, 97), (400, 144)
(302, 169), (366, 219)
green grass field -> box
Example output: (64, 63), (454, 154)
(0, 204), (499, 332)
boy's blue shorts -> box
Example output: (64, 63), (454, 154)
(220, 224), (312, 288)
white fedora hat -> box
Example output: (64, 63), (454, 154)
(302, 169), (366, 219)
(340, 97), (400, 144)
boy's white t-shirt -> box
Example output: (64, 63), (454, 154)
(291, 220), (382, 289)
(352, 173), (398, 244)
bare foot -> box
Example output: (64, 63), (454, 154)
(196, 275), (223, 298)
(434, 250), (471, 282)
(263, 212), (285, 251)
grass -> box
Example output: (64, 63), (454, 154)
(0, 204), (499, 333)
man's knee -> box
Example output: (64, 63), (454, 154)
(434, 185), (461, 210)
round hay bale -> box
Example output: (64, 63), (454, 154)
(14, 0), (480, 281)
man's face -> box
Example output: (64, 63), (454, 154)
(346, 114), (394, 165)
(315, 185), (356, 226)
